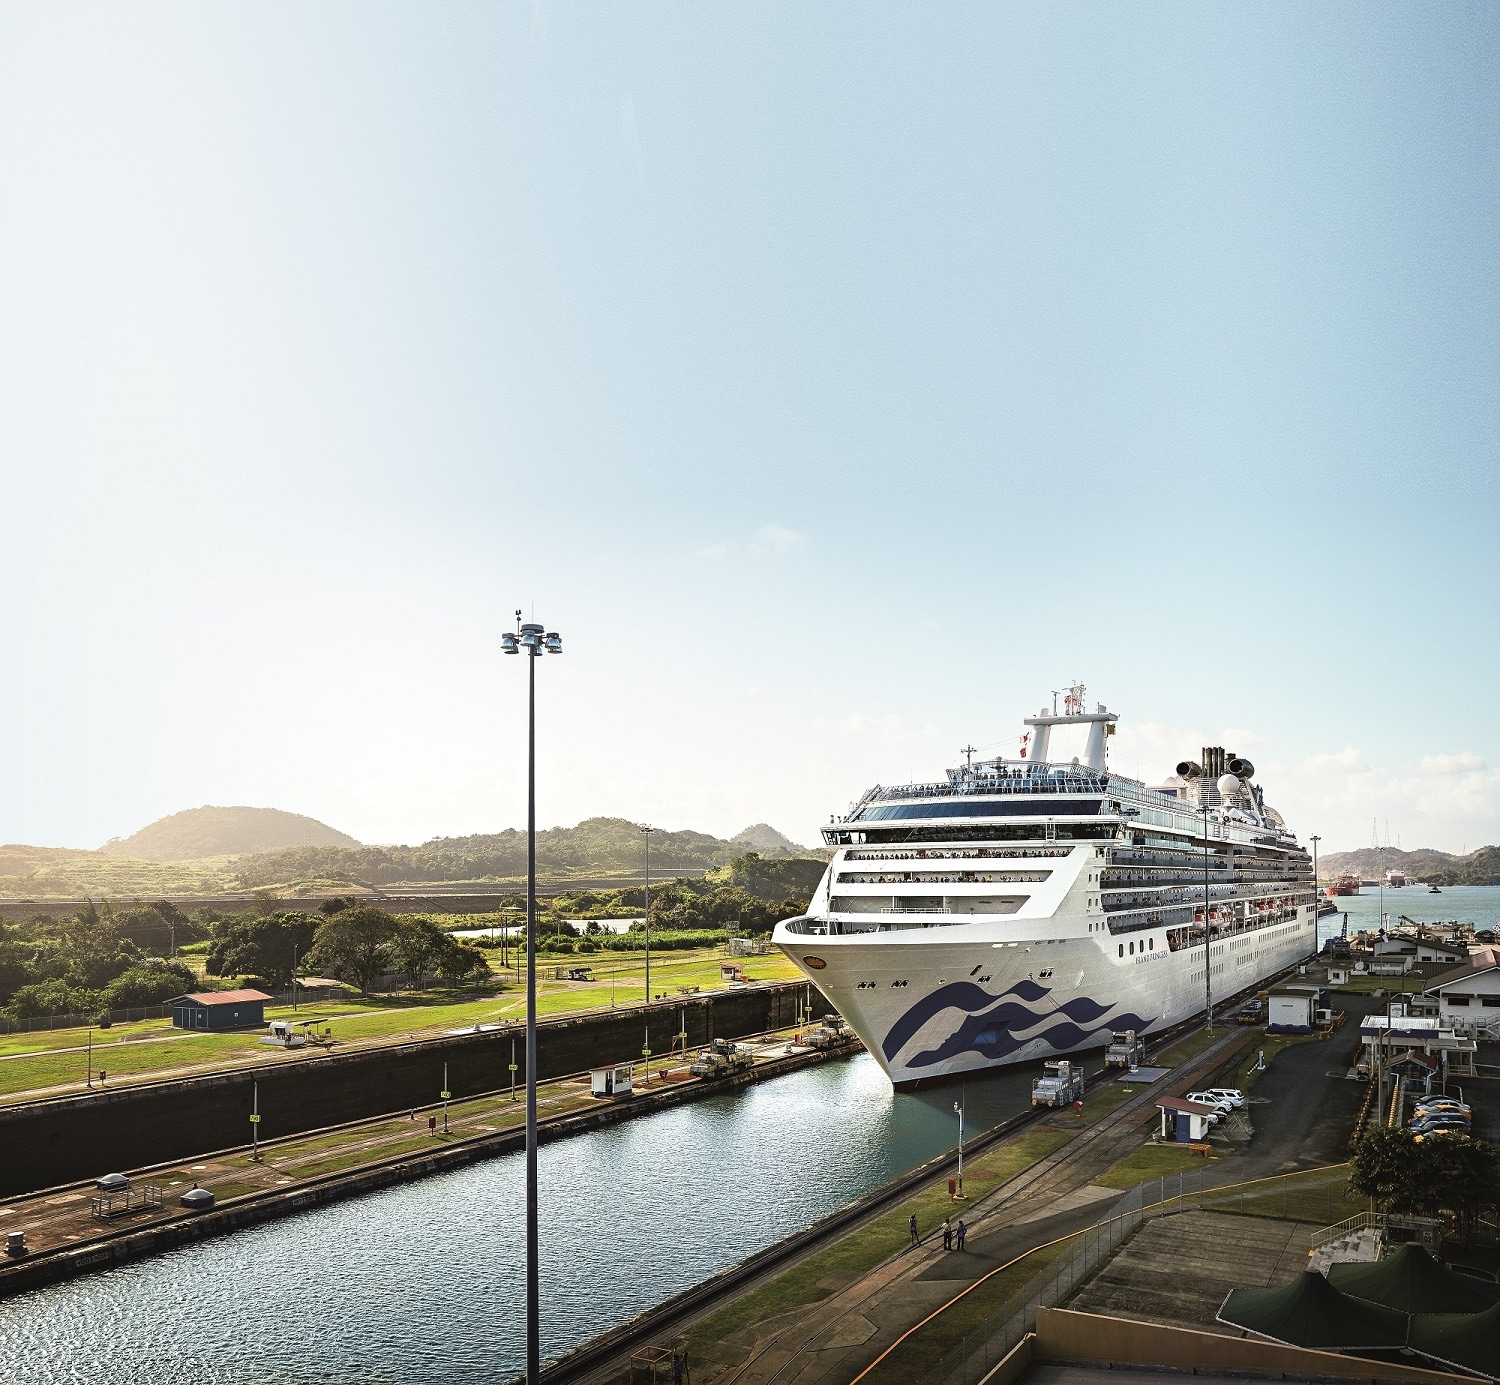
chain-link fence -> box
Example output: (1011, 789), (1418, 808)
(910, 1165), (1352, 1385)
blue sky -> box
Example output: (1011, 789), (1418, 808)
(1, 3), (1496, 856)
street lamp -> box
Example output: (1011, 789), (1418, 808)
(640, 824), (657, 1004)
(953, 1098), (965, 1197)
(501, 610), (563, 1385)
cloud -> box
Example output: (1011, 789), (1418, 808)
(750, 523), (808, 556)
(690, 543), (729, 560)
(1417, 752), (1486, 777)
(1301, 747), (1371, 777)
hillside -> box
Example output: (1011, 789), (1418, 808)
(100, 806), (361, 862)
(727, 823), (810, 856)
(233, 816), (812, 890)
(1319, 845), (1500, 887)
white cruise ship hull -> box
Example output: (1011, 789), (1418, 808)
(775, 864), (1316, 1085)
(772, 698), (1319, 1087)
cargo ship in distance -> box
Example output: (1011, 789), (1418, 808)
(772, 686), (1318, 1087)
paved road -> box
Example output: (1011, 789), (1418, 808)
(1229, 994), (1374, 1179)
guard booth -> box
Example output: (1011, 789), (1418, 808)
(590, 1064), (634, 1099)
(169, 989), (272, 1032)
(1157, 1096), (1214, 1143)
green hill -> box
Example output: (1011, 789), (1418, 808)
(99, 806), (360, 862)
(233, 816), (813, 889)
(1318, 845), (1500, 887)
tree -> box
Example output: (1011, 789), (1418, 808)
(101, 959), (197, 1008)
(435, 935), (489, 987)
(305, 906), (397, 993)
(391, 916), (448, 990)
(206, 912), (321, 989)
(1349, 1127), (1500, 1221)
(5, 979), (99, 1021)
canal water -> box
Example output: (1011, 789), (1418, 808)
(0, 1052), (1042, 1384)
(1317, 884), (1500, 946)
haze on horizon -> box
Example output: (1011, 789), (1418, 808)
(1, 4), (1496, 859)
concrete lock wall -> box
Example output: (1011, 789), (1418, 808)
(1034, 1308), (1475, 1385)
(0, 982), (820, 1197)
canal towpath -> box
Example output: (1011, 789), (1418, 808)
(673, 1026), (1258, 1385)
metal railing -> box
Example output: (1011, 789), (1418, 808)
(911, 1165), (1352, 1385)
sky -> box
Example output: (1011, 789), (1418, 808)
(1, 3), (1496, 858)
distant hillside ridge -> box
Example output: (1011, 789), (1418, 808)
(728, 823), (809, 856)
(1318, 845), (1500, 888)
(233, 815), (812, 890)
(101, 806), (361, 862)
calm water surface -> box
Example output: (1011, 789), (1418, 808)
(1317, 883), (1500, 945)
(0, 1053), (1041, 1384)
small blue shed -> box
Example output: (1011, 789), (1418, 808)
(169, 989), (272, 1032)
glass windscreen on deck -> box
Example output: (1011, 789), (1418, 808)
(854, 799), (1102, 822)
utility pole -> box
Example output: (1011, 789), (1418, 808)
(86, 1028), (92, 1089)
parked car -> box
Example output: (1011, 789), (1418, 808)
(1186, 1092), (1234, 1115)
(1413, 1099), (1470, 1116)
(1412, 1113), (1470, 1128)
(1411, 1118), (1471, 1136)
(1204, 1088), (1246, 1108)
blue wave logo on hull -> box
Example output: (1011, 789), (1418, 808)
(882, 979), (1149, 1071)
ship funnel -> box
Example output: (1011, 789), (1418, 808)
(1176, 760), (1203, 781)
(1228, 757), (1255, 781)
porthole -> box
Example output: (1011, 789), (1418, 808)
(1149, 937), (1154, 951)
(1118, 943), (1124, 957)
(1129, 940), (1135, 955)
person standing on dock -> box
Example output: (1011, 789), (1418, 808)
(942, 1218), (952, 1250)
(956, 1219), (967, 1251)
(909, 1213), (919, 1247)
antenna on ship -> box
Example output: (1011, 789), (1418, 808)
(961, 744), (977, 770)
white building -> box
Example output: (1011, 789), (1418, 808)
(1421, 949), (1500, 1037)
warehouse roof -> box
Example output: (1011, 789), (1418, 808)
(176, 989), (273, 1006)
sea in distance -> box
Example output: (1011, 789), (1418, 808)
(1317, 883), (1500, 946)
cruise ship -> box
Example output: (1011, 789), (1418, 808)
(772, 686), (1317, 1087)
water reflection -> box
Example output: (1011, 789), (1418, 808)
(0, 1052), (1040, 1384)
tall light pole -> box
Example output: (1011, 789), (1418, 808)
(501, 611), (563, 1385)
(640, 824), (657, 1005)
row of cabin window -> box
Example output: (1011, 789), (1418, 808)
(1119, 938), (1155, 957)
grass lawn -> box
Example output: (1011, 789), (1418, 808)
(862, 1235), (1075, 1384)
(682, 1128), (1071, 1369)
(0, 947), (803, 1101)
(1094, 1141), (1227, 1190)
(1332, 977), (1424, 996)
(1153, 1028), (1227, 1066)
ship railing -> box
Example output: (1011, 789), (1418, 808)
(879, 906), (952, 915)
